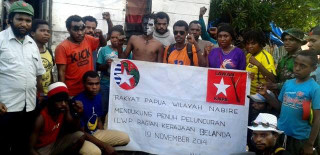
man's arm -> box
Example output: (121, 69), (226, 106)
(157, 45), (164, 63)
(57, 64), (66, 82)
(102, 12), (113, 41)
(0, 103), (7, 115)
(259, 85), (282, 111)
(303, 110), (320, 154)
(249, 56), (276, 82)
(36, 75), (44, 94)
(119, 37), (134, 59)
(195, 43), (207, 67)
(29, 115), (44, 155)
(64, 100), (83, 130)
(187, 35), (206, 67)
(265, 60), (284, 90)
(95, 29), (107, 47)
(199, 7), (217, 44)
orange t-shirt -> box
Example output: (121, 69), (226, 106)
(163, 44), (199, 66)
(55, 35), (99, 96)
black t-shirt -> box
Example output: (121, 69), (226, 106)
(274, 148), (291, 155)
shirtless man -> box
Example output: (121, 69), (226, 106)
(119, 14), (164, 62)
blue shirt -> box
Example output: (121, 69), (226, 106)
(74, 92), (103, 135)
(278, 78), (320, 139)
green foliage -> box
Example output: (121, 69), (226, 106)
(209, 0), (320, 33)
(270, 0), (320, 32)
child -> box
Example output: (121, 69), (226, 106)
(244, 30), (276, 95)
(30, 19), (54, 97)
(96, 25), (129, 120)
(263, 50), (320, 155)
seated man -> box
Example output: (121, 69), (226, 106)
(247, 90), (279, 152)
(76, 71), (130, 155)
(29, 82), (85, 155)
(248, 113), (290, 155)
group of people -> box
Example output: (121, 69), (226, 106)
(0, 1), (320, 155)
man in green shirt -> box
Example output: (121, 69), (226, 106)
(268, 28), (306, 90)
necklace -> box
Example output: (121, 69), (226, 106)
(143, 35), (152, 45)
(221, 45), (234, 55)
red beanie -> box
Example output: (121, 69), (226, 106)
(47, 82), (69, 97)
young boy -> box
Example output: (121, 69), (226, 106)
(97, 25), (128, 119)
(243, 30), (276, 95)
(262, 50), (320, 155)
(30, 19), (54, 97)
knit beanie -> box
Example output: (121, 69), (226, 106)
(47, 82), (69, 98)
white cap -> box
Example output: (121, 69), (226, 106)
(248, 113), (283, 134)
(247, 90), (276, 103)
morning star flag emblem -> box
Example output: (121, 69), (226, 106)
(206, 69), (247, 106)
(109, 59), (250, 155)
(114, 60), (140, 90)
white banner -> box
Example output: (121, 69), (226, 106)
(108, 59), (250, 155)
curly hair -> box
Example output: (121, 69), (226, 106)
(65, 15), (83, 30)
(83, 16), (97, 26)
(243, 29), (266, 47)
(296, 50), (319, 67)
(217, 24), (236, 40)
(173, 20), (189, 32)
(155, 12), (170, 24)
(31, 19), (49, 32)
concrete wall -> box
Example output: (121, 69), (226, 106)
(152, 0), (211, 33)
(51, 0), (126, 48)
(51, 0), (211, 48)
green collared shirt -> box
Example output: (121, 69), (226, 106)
(276, 54), (296, 83)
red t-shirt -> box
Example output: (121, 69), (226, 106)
(35, 107), (64, 148)
(55, 35), (99, 96)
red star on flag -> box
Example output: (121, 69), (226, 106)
(206, 69), (247, 106)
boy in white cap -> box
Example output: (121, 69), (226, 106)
(248, 113), (289, 155)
